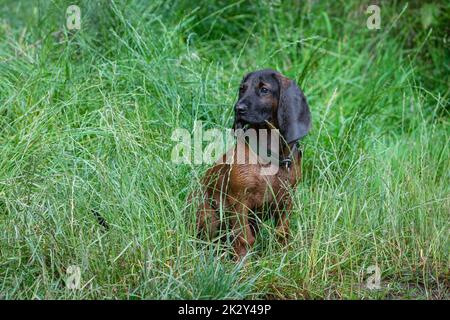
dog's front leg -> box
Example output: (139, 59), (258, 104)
(196, 194), (218, 240)
(230, 202), (255, 260)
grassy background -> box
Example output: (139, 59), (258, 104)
(0, 0), (448, 299)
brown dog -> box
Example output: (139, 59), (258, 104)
(195, 69), (311, 259)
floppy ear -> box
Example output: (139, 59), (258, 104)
(232, 71), (254, 131)
(275, 74), (311, 144)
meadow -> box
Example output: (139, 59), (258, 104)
(0, 0), (448, 299)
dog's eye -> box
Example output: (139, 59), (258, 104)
(260, 87), (269, 94)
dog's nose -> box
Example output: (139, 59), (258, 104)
(235, 103), (247, 113)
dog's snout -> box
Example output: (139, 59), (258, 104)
(235, 103), (247, 114)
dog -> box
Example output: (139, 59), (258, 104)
(195, 69), (311, 259)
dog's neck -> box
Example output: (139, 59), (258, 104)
(245, 124), (300, 167)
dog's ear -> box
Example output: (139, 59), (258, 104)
(274, 73), (311, 144)
(232, 72), (254, 130)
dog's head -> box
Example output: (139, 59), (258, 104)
(233, 69), (311, 144)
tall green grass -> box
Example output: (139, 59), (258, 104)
(0, 0), (448, 299)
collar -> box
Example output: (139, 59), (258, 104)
(280, 141), (299, 170)
(280, 157), (292, 169)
